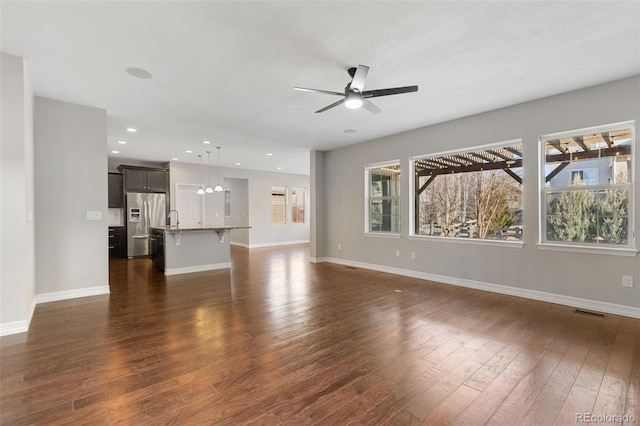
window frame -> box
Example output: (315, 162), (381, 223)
(538, 121), (636, 255)
(290, 187), (306, 224)
(271, 186), (288, 225)
(409, 139), (524, 248)
(364, 160), (401, 236)
(224, 189), (231, 218)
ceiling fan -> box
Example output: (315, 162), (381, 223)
(294, 64), (418, 114)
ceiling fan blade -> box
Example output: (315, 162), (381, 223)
(362, 100), (382, 114)
(294, 87), (344, 97)
(315, 99), (345, 113)
(350, 65), (369, 92)
(363, 85), (418, 98)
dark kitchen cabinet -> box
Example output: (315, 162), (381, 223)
(150, 228), (165, 271)
(119, 166), (168, 193)
(122, 168), (147, 192)
(147, 170), (168, 192)
(108, 227), (126, 259)
(108, 173), (123, 208)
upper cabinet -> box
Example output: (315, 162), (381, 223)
(108, 173), (123, 208)
(146, 170), (168, 192)
(119, 166), (168, 193)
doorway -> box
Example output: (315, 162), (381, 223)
(176, 183), (204, 227)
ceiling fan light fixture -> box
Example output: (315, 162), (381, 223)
(344, 92), (363, 109)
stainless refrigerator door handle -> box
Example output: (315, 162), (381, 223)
(143, 200), (147, 232)
(147, 199), (151, 231)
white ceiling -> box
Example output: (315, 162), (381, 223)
(2, 1), (639, 175)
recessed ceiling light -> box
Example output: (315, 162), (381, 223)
(125, 67), (152, 79)
(202, 140), (211, 144)
(111, 150), (119, 154)
(117, 140), (127, 144)
(277, 167), (283, 170)
(171, 157), (179, 161)
(267, 153), (274, 156)
(344, 129), (357, 134)
(185, 150), (192, 154)
(126, 128), (137, 133)
(235, 162), (241, 166)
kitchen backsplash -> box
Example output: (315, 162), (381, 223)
(108, 208), (124, 226)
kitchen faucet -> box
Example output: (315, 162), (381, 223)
(167, 210), (180, 228)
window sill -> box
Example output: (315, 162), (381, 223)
(408, 235), (524, 248)
(364, 232), (402, 239)
(537, 243), (638, 257)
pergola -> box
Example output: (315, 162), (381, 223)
(414, 143), (523, 233)
(412, 130), (631, 234)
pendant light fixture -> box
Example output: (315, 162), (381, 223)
(205, 150), (214, 193)
(214, 146), (224, 192)
(196, 154), (205, 195)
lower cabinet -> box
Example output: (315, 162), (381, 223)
(108, 227), (126, 259)
(150, 229), (165, 271)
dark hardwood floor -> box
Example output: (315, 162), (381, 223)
(1, 244), (638, 425)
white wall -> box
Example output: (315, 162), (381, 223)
(0, 53), (35, 334)
(224, 177), (249, 246)
(34, 97), (109, 297)
(317, 76), (640, 315)
(170, 162), (310, 247)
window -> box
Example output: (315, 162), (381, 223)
(291, 187), (305, 224)
(224, 189), (231, 218)
(412, 141), (523, 241)
(271, 186), (287, 224)
(540, 122), (634, 249)
(366, 162), (400, 233)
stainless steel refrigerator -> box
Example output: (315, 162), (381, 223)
(126, 192), (166, 257)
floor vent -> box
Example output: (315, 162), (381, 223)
(574, 309), (605, 318)
(345, 266), (358, 270)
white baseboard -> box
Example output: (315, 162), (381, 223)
(35, 286), (110, 304)
(249, 240), (310, 249)
(323, 257), (640, 319)
(0, 320), (29, 336)
(230, 241), (249, 248)
(165, 262), (231, 276)
(1, 287), (109, 336)
(309, 257), (329, 263)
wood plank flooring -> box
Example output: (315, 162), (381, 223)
(1, 244), (638, 425)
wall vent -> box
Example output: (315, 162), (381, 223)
(574, 309), (605, 318)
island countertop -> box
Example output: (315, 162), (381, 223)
(151, 225), (250, 233)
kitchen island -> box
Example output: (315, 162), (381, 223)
(150, 226), (249, 276)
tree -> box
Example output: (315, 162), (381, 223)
(471, 171), (518, 239)
(597, 188), (628, 244)
(546, 175), (595, 242)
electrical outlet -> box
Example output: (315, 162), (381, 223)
(622, 275), (634, 288)
(395, 250), (400, 257)
(338, 243), (342, 250)
(411, 252), (416, 260)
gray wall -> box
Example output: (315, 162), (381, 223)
(0, 53), (35, 330)
(34, 97), (108, 294)
(318, 76), (640, 309)
(170, 162), (310, 247)
(224, 177), (249, 246)
(310, 150), (325, 261)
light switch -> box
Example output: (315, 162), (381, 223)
(86, 211), (102, 221)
